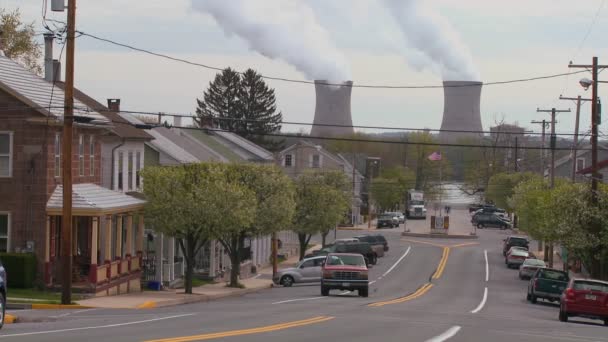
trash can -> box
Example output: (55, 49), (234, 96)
(147, 281), (161, 291)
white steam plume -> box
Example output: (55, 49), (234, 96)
(191, 0), (351, 82)
(383, 0), (480, 81)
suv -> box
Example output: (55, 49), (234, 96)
(377, 214), (399, 228)
(313, 242), (378, 265)
(321, 253), (369, 297)
(0, 258), (5, 329)
(372, 234), (389, 251)
(472, 212), (511, 230)
(503, 236), (530, 256)
(353, 235), (385, 258)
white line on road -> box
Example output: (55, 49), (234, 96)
(0, 313), (195, 338)
(253, 273), (262, 279)
(271, 297), (326, 304)
(369, 280), (377, 285)
(471, 287), (488, 314)
(425, 326), (462, 342)
(50, 308), (98, 318)
(484, 249), (489, 282)
(382, 246), (411, 278)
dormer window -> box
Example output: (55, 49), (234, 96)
(284, 154), (293, 167)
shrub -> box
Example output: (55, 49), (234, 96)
(0, 253), (37, 288)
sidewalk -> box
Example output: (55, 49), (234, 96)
(337, 221), (377, 231)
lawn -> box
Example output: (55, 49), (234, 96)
(7, 288), (86, 304)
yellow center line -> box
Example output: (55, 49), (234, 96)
(368, 283), (434, 307)
(432, 247), (450, 280)
(143, 316), (335, 342)
(450, 242), (479, 248)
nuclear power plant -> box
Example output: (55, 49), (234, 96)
(310, 80), (354, 137)
(439, 81), (483, 142)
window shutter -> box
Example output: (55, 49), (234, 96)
(309, 154), (313, 168)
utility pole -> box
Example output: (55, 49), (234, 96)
(514, 137), (518, 172)
(559, 95), (592, 182)
(536, 107), (570, 268)
(60, 0), (76, 305)
(271, 232), (277, 279)
(531, 120), (549, 176)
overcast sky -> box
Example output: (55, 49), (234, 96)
(5, 0), (608, 135)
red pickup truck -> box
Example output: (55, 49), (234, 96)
(321, 253), (369, 297)
(559, 278), (608, 326)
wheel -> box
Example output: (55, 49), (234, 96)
(321, 286), (329, 296)
(477, 223), (484, 229)
(526, 292), (531, 301)
(359, 288), (369, 297)
(501, 225), (507, 230)
(280, 275), (294, 287)
(604, 318), (608, 326)
(0, 293), (5, 330)
(519, 274), (523, 280)
(530, 293), (537, 304)
(371, 254), (377, 265)
(559, 309), (568, 322)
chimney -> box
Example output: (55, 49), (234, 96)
(52, 60), (61, 82)
(107, 99), (121, 112)
(44, 33), (54, 82)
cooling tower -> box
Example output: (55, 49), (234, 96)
(439, 81), (483, 142)
(310, 80), (354, 137)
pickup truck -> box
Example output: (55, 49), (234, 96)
(527, 268), (569, 304)
(321, 253), (369, 297)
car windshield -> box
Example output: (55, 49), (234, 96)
(326, 255), (365, 267)
(410, 200), (424, 205)
(573, 281), (608, 293)
(539, 270), (568, 281)
(509, 238), (528, 246)
(523, 259), (545, 266)
(380, 214), (394, 219)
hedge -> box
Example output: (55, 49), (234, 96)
(0, 253), (37, 288)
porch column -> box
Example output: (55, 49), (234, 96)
(89, 217), (99, 283)
(155, 233), (164, 282)
(136, 212), (144, 254)
(126, 214), (133, 257)
(209, 240), (216, 278)
(44, 216), (51, 284)
(104, 215), (112, 263)
(115, 215), (123, 259)
(73, 217), (78, 255)
(168, 237), (175, 281)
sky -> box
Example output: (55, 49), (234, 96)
(4, 0), (608, 136)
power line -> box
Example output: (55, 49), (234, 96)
(75, 30), (588, 89)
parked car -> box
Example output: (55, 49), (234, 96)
(527, 268), (569, 304)
(506, 248), (530, 268)
(321, 253), (369, 297)
(312, 242), (378, 265)
(377, 213), (399, 228)
(519, 258), (546, 280)
(472, 212), (511, 230)
(372, 234), (389, 252)
(334, 238), (359, 245)
(0, 258), (5, 329)
(503, 236), (530, 256)
(386, 212), (405, 224)
(468, 203), (498, 213)
(273, 256), (327, 287)
(353, 235), (385, 258)
(559, 278), (608, 325)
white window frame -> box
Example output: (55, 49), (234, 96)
(128, 151), (134, 191)
(0, 131), (14, 178)
(284, 154), (293, 167)
(311, 154), (321, 168)
(0, 211), (11, 253)
(576, 157), (586, 172)
(118, 151), (124, 191)
(54, 132), (61, 178)
(135, 150), (142, 190)
(89, 135), (95, 176)
(78, 134), (84, 176)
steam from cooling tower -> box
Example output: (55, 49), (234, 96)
(382, 0), (480, 81)
(192, 0), (351, 82)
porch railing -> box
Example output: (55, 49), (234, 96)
(97, 264), (109, 283)
(120, 259), (129, 275)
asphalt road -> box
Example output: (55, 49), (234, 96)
(2, 220), (607, 342)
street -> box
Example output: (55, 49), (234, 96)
(2, 210), (606, 342)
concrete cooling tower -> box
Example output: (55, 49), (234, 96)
(439, 81), (483, 142)
(310, 80), (354, 137)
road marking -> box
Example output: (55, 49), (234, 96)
(471, 287), (488, 314)
(450, 242), (479, 248)
(271, 297), (326, 304)
(401, 238), (446, 248)
(432, 247), (450, 279)
(368, 283), (433, 307)
(253, 274), (262, 279)
(143, 316), (335, 342)
(382, 246), (411, 277)
(484, 249), (489, 282)
(0, 313), (195, 338)
(425, 326), (462, 342)
(369, 280), (377, 285)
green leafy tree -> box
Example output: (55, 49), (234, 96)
(369, 166), (415, 212)
(0, 8), (42, 74)
(293, 171), (351, 259)
(195, 68), (283, 150)
(486, 172), (537, 211)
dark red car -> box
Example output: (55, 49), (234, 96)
(559, 278), (608, 326)
(321, 253), (369, 297)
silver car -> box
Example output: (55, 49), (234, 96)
(518, 258), (546, 280)
(273, 256), (326, 287)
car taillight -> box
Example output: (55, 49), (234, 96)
(534, 279), (539, 290)
(565, 288), (576, 301)
(359, 271), (368, 279)
(323, 270), (333, 279)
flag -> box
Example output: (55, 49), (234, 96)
(428, 151), (442, 161)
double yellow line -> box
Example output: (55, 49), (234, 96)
(144, 316), (335, 342)
(368, 283), (434, 307)
(432, 247), (450, 280)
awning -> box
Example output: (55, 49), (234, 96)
(46, 183), (146, 216)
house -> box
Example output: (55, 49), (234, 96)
(550, 144), (608, 182)
(576, 159), (608, 180)
(277, 140), (364, 225)
(0, 53), (146, 295)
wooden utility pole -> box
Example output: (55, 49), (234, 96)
(530, 120), (549, 176)
(559, 95), (592, 182)
(61, 0), (76, 305)
(271, 232), (277, 278)
(536, 107), (570, 268)
(514, 137), (519, 172)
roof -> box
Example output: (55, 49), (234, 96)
(0, 55), (107, 123)
(46, 183), (145, 216)
(280, 140), (345, 166)
(182, 128), (274, 163)
(576, 159), (608, 174)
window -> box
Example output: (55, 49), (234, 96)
(89, 136), (95, 176)
(576, 158), (585, 172)
(0, 213), (10, 253)
(312, 154), (321, 168)
(135, 151), (141, 189)
(128, 151), (134, 191)
(284, 154), (293, 167)
(0, 132), (13, 177)
(54, 133), (61, 177)
(118, 151), (124, 190)
(78, 134), (84, 176)
(300, 259), (315, 268)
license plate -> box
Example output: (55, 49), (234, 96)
(585, 294), (597, 300)
(342, 282), (350, 287)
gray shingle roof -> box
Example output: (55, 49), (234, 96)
(47, 183), (145, 215)
(0, 55), (107, 122)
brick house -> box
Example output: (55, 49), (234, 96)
(0, 53), (145, 295)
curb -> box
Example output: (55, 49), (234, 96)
(4, 314), (17, 324)
(31, 304), (93, 310)
(151, 283), (274, 309)
(401, 232), (478, 240)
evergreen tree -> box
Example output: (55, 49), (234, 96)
(195, 67), (242, 130)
